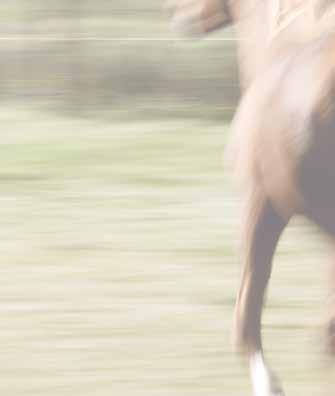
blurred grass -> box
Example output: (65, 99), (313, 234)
(0, 106), (332, 396)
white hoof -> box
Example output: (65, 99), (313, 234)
(250, 352), (285, 396)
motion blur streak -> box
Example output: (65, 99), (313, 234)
(0, 2), (328, 396)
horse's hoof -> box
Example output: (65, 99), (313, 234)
(251, 372), (285, 396)
(268, 373), (285, 396)
(250, 353), (285, 396)
(269, 387), (285, 396)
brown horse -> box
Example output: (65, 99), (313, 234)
(168, 1), (335, 395)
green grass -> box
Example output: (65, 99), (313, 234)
(0, 106), (331, 396)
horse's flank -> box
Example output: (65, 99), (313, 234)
(229, 32), (335, 217)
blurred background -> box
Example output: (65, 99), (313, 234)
(0, 2), (331, 396)
(0, 1), (238, 118)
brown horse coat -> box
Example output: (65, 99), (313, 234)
(229, 33), (335, 221)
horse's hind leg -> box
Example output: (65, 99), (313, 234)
(233, 187), (288, 396)
(317, 231), (335, 358)
(325, 244), (335, 357)
(302, 213), (335, 358)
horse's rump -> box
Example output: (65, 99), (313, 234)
(227, 35), (335, 216)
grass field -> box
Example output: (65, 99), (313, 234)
(0, 105), (332, 396)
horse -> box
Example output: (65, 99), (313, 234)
(168, 1), (335, 395)
(168, 0), (335, 88)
